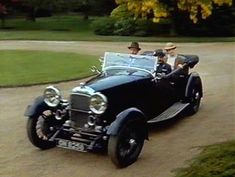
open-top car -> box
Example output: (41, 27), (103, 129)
(25, 52), (203, 167)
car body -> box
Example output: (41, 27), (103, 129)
(25, 52), (203, 167)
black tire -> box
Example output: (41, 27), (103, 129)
(108, 122), (145, 168)
(187, 87), (201, 115)
(27, 115), (56, 150)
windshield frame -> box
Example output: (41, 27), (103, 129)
(103, 66), (155, 77)
(102, 52), (157, 77)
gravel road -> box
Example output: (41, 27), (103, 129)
(0, 41), (234, 177)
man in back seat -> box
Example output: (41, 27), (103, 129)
(164, 42), (188, 74)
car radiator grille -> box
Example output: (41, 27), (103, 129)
(70, 94), (90, 128)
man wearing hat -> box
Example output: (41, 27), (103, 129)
(154, 49), (172, 75)
(128, 42), (141, 55)
(164, 42), (188, 74)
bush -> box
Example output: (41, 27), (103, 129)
(134, 19), (154, 36)
(91, 17), (116, 35)
(91, 16), (170, 37)
(113, 18), (136, 36)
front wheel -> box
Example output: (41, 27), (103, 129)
(108, 122), (145, 168)
(27, 111), (56, 149)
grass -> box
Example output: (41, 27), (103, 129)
(0, 50), (99, 87)
(174, 140), (235, 177)
(3, 15), (91, 32)
(0, 15), (234, 42)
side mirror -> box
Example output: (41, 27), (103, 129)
(90, 66), (101, 74)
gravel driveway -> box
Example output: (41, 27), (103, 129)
(0, 41), (234, 177)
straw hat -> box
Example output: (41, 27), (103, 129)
(164, 42), (176, 50)
(128, 42), (141, 50)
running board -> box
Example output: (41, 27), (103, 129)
(148, 102), (189, 123)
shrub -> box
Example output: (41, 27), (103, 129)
(113, 18), (136, 36)
(91, 17), (116, 35)
(134, 19), (154, 36)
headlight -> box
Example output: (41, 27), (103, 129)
(89, 93), (107, 114)
(43, 86), (61, 107)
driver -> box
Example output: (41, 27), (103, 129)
(154, 49), (172, 75)
(128, 42), (141, 55)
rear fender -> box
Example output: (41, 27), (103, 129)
(107, 108), (148, 140)
(24, 96), (51, 118)
(185, 72), (203, 98)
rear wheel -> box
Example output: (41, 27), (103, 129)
(27, 111), (56, 149)
(187, 88), (201, 115)
(108, 122), (144, 168)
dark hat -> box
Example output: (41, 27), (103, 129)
(153, 49), (165, 57)
(128, 42), (141, 50)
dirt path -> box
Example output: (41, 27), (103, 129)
(0, 41), (234, 177)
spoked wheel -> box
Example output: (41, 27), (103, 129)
(108, 122), (145, 168)
(187, 88), (201, 115)
(27, 110), (56, 149)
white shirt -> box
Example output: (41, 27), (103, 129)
(167, 55), (177, 70)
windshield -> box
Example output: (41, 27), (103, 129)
(102, 52), (156, 76)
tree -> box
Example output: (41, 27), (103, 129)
(0, 0), (20, 28)
(68, 0), (116, 20)
(114, 0), (233, 23)
(22, 0), (58, 21)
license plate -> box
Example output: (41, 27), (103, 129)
(56, 139), (87, 152)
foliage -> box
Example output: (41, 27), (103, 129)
(113, 18), (136, 36)
(92, 16), (165, 36)
(0, 50), (99, 87)
(0, 0), (20, 27)
(64, 0), (116, 20)
(110, 4), (134, 19)
(174, 140), (235, 177)
(174, 5), (235, 36)
(21, 0), (57, 21)
(91, 17), (116, 35)
(133, 18), (159, 36)
(1, 15), (234, 38)
(114, 0), (233, 23)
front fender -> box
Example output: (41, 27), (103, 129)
(24, 96), (51, 118)
(107, 108), (148, 140)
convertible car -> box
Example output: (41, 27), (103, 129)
(25, 52), (203, 167)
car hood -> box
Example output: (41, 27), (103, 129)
(85, 74), (147, 92)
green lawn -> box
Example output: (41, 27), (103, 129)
(174, 140), (235, 177)
(0, 15), (234, 42)
(0, 50), (99, 87)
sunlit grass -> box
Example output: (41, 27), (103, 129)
(174, 140), (235, 177)
(0, 50), (99, 87)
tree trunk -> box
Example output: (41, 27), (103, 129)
(169, 2), (178, 36)
(27, 8), (36, 22)
(82, 0), (89, 20)
(169, 20), (177, 36)
(83, 13), (89, 20)
(1, 16), (5, 28)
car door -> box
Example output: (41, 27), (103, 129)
(135, 77), (177, 119)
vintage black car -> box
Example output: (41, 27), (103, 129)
(25, 52), (203, 167)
